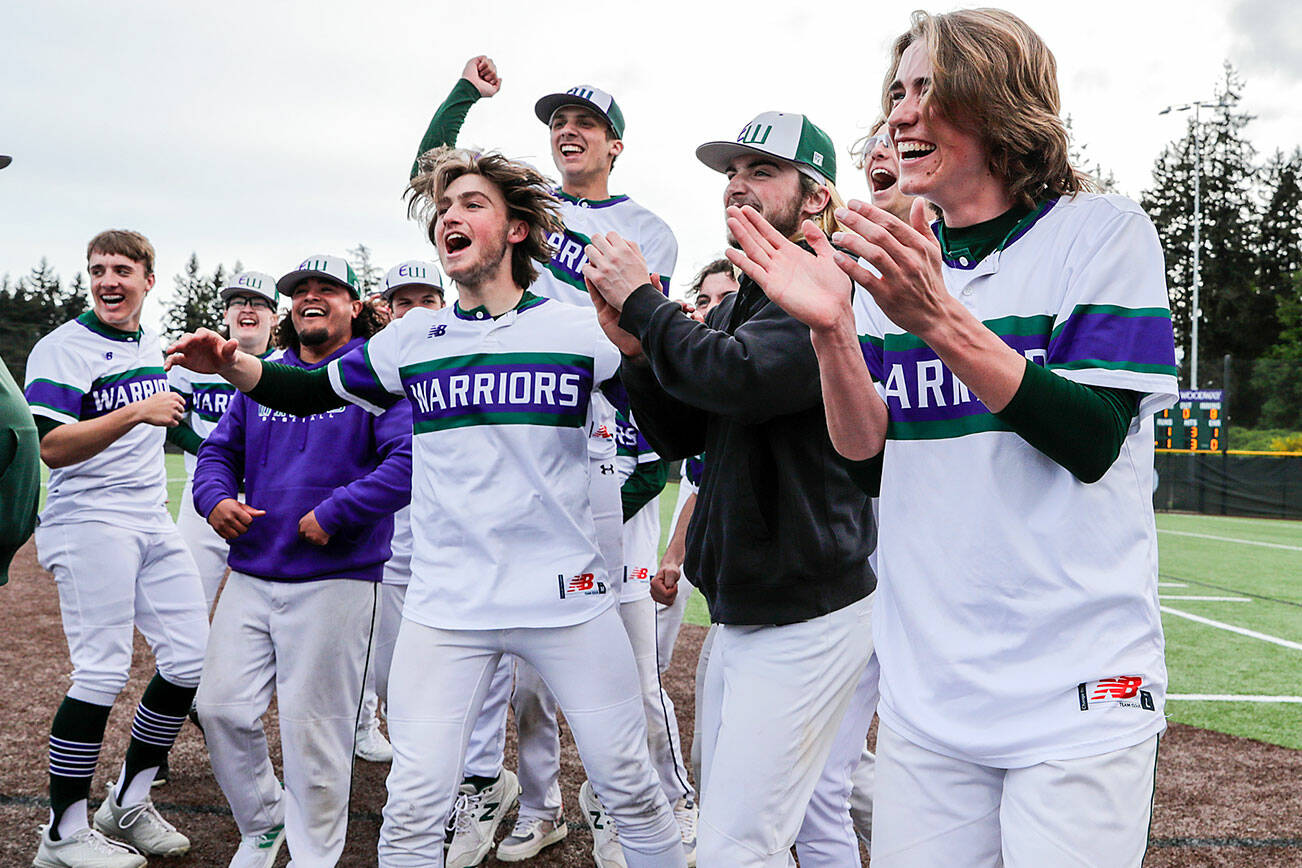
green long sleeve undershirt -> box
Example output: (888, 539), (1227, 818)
(845, 361), (1139, 496)
(247, 362), (345, 416)
(621, 459), (669, 523)
(410, 77), (481, 179)
(166, 421), (204, 455)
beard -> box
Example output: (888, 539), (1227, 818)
(446, 232), (510, 290)
(725, 194), (804, 248)
(294, 319), (332, 347)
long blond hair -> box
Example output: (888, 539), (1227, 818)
(885, 9), (1092, 209)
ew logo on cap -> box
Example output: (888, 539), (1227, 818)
(299, 258), (330, 272)
(738, 123), (772, 145)
(236, 274), (266, 289)
(568, 86), (596, 101)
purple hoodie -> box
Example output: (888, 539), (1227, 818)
(192, 338), (412, 583)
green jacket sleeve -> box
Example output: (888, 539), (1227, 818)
(0, 358), (41, 585)
(410, 77), (482, 178)
(621, 458), (669, 523)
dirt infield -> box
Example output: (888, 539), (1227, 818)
(2, 539), (1299, 866)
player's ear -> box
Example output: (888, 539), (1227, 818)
(608, 139), (624, 163)
(350, 299), (364, 317)
(506, 218), (529, 245)
(145, 272), (156, 292)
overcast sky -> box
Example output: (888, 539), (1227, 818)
(3, 0), (1299, 330)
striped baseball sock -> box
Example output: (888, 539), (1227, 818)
(48, 695), (113, 841)
(114, 673), (196, 806)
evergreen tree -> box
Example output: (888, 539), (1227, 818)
(163, 253), (224, 340)
(0, 259), (89, 383)
(348, 243), (383, 296)
(1142, 64), (1271, 421)
(1258, 149), (1302, 300)
(1065, 115), (1119, 194)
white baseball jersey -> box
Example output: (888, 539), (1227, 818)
(327, 291), (621, 630)
(25, 312), (172, 531)
(167, 366), (237, 477)
(535, 190), (678, 306)
(383, 506), (413, 587)
(856, 193), (1179, 767)
(616, 406), (660, 604)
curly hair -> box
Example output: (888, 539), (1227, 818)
(884, 9), (1092, 209)
(406, 146), (562, 290)
(273, 300), (387, 354)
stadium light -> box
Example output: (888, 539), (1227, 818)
(1159, 98), (1233, 389)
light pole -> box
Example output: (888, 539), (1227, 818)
(1159, 99), (1231, 389)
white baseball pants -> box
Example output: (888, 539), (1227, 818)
(696, 594), (873, 867)
(175, 481), (230, 610)
(37, 521), (208, 705)
(871, 725), (1159, 867)
(379, 606), (685, 867)
(196, 572), (377, 866)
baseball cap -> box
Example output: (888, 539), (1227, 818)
(381, 260), (445, 300)
(696, 111), (837, 185)
(534, 86), (626, 139)
(0, 155), (11, 170)
(220, 271), (279, 305)
(276, 254), (361, 298)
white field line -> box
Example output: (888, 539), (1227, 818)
(1160, 606), (1302, 651)
(1158, 595), (1251, 602)
(1158, 528), (1302, 552)
(1158, 581), (1188, 588)
(1168, 694), (1302, 703)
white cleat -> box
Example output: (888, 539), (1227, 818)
(446, 770), (521, 868)
(92, 783), (190, 857)
(354, 717), (393, 763)
(227, 823), (285, 868)
(673, 796), (698, 867)
(495, 813), (568, 861)
(33, 824), (146, 868)
(579, 780), (627, 868)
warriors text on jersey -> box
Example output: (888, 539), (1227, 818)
(24, 312), (172, 530)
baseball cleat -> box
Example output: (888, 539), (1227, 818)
(354, 717), (393, 763)
(33, 824), (146, 868)
(673, 796), (698, 866)
(495, 813), (568, 861)
(446, 769), (521, 868)
(92, 783), (190, 856)
(579, 780), (627, 868)
(226, 823), (285, 868)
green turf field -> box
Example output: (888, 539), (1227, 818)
(659, 487), (1302, 750)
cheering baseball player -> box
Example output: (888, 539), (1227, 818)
(415, 56), (696, 866)
(25, 230), (209, 867)
(584, 112), (878, 866)
(167, 147), (686, 868)
(191, 255), (411, 867)
(730, 9), (1178, 865)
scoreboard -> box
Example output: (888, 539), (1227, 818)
(1155, 389), (1224, 451)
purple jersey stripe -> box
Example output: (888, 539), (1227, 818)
(1048, 311), (1177, 371)
(25, 379), (84, 417)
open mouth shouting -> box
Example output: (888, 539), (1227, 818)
(870, 166), (898, 193)
(298, 303), (329, 319)
(897, 140), (938, 162)
(443, 231), (472, 255)
(558, 142), (585, 159)
(235, 311), (261, 328)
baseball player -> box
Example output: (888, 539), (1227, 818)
(167, 147), (686, 868)
(415, 57), (694, 866)
(167, 271), (280, 610)
(584, 112), (878, 866)
(191, 254), (411, 867)
(730, 10), (1177, 865)
(25, 230), (209, 867)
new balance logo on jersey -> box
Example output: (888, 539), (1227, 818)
(627, 567), (650, 583)
(1077, 677), (1156, 711)
(558, 572), (607, 599)
(427, 324), (447, 338)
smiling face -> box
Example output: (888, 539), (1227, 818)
(87, 252), (154, 332)
(723, 153), (808, 242)
(435, 172), (526, 291)
(222, 292), (276, 351)
(389, 285), (445, 318)
(549, 106), (622, 186)
(888, 40), (1005, 224)
(862, 126), (913, 222)
(289, 278), (360, 354)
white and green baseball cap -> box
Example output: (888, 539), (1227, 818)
(220, 271), (279, 306)
(381, 260), (444, 300)
(535, 85), (626, 139)
(276, 254), (361, 298)
(696, 111), (837, 185)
